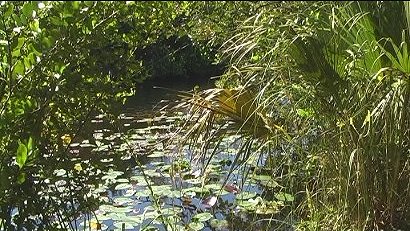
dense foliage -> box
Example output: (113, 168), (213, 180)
(2, 1), (410, 230)
(182, 1), (410, 230)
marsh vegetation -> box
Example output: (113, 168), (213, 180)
(1, 1), (410, 230)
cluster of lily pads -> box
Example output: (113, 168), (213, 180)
(61, 110), (295, 230)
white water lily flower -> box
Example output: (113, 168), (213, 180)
(202, 196), (217, 209)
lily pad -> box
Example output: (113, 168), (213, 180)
(188, 222), (205, 231)
(144, 169), (162, 177)
(204, 183), (223, 191)
(274, 192), (294, 202)
(100, 158), (113, 163)
(210, 219), (229, 229)
(54, 169), (66, 177)
(251, 175), (272, 182)
(113, 221), (136, 230)
(115, 183), (132, 191)
(161, 207), (183, 216)
(193, 212), (213, 222)
(259, 180), (280, 188)
(113, 197), (134, 206)
(236, 191), (257, 200)
(255, 201), (280, 214)
(111, 206), (133, 213)
(147, 151), (164, 158)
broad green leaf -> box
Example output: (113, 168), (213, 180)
(236, 191), (256, 200)
(13, 61), (25, 76)
(22, 3), (34, 18)
(188, 222), (204, 231)
(27, 137), (33, 154)
(113, 221), (135, 230)
(210, 219), (228, 229)
(16, 141), (27, 169)
(17, 172), (26, 184)
(193, 212), (213, 222)
(274, 192), (294, 202)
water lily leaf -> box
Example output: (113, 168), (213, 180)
(113, 197), (134, 206)
(95, 214), (112, 222)
(94, 185), (108, 194)
(204, 183), (223, 191)
(193, 212), (213, 222)
(54, 169), (66, 177)
(142, 210), (159, 219)
(210, 219), (229, 229)
(237, 199), (258, 209)
(129, 134), (145, 140)
(184, 178), (202, 185)
(147, 151), (164, 158)
(151, 185), (172, 196)
(99, 204), (115, 213)
(142, 225), (160, 231)
(130, 175), (151, 186)
(259, 180), (280, 188)
(167, 224), (185, 230)
(251, 175), (272, 182)
(161, 207), (183, 216)
(124, 189), (136, 197)
(110, 212), (128, 221)
(255, 206), (279, 214)
(160, 164), (172, 172)
(115, 183), (132, 191)
(80, 143), (96, 148)
(134, 189), (150, 197)
(111, 206), (133, 213)
(188, 222), (204, 231)
(236, 191), (257, 200)
(113, 221), (136, 230)
(275, 192), (294, 202)
(123, 214), (142, 223)
(100, 158), (113, 163)
(183, 186), (207, 194)
(117, 178), (130, 183)
(167, 190), (181, 198)
(144, 169), (162, 177)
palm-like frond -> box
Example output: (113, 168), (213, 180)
(175, 1), (410, 229)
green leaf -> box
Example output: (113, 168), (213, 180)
(30, 19), (41, 33)
(193, 212), (213, 222)
(27, 137), (33, 156)
(113, 221), (135, 230)
(210, 219), (228, 229)
(22, 3), (34, 18)
(16, 141), (28, 169)
(236, 191), (256, 200)
(274, 192), (294, 202)
(114, 183), (132, 190)
(13, 59), (26, 76)
(17, 172), (26, 184)
(4, 5), (15, 19)
(188, 222), (204, 231)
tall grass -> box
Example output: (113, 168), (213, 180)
(177, 1), (410, 230)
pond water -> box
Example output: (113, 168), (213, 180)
(39, 84), (296, 231)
